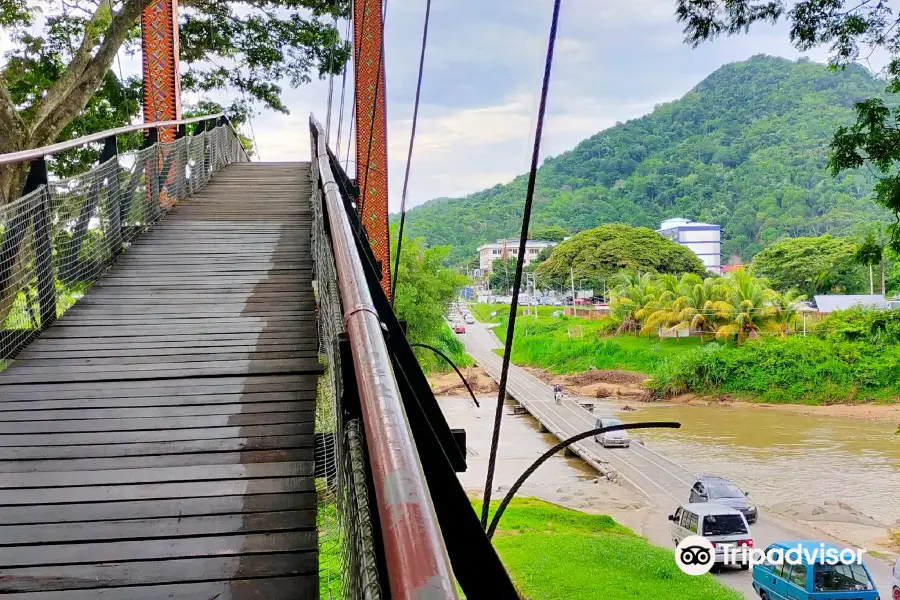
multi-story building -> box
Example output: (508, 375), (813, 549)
(657, 218), (722, 274)
(477, 239), (558, 272)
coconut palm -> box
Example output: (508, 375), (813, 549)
(640, 273), (704, 336)
(668, 274), (721, 339)
(770, 289), (808, 335)
(712, 268), (780, 342)
(609, 272), (661, 334)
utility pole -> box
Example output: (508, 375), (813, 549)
(570, 266), (576, 318)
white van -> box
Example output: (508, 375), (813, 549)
(669, 503), (753, 569)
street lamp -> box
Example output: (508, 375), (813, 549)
(798, 305), (816, 336)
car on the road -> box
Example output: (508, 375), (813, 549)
(669, 503), (753, 570)
(464, 314), (475, 324)
(752, 541), (878, 600)
(892, 555), (899, 600)
(689, 475), (758, 524)
(593, 417), (630, 448)
(453, 323), (466, 334)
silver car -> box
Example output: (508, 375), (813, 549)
(593, 417), (630, 448)
(689, 476), (758, 524)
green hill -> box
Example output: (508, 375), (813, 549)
(399, 55), (890, 265)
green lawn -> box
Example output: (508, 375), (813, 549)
(475, 497), (741, 600)
(471, 302), (561, 323)
(479, 307), (702, 375)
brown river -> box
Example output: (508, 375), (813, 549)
(440, 396), (900, 536)
(618, 403), (900, 527)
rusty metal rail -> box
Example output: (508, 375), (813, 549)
(311, 116), (460, 600)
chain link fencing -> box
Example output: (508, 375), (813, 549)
(310, 131), (382, 600)
(0, 123), (247, 364)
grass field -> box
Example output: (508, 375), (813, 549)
(476, 306), (702, 374)
(475, 497), (742, 600)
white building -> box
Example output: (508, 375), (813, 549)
(477, 239), (557, 272)
(657, 218), (722, 274)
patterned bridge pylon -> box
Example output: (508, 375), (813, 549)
(354, 0), (391, 299)
(142, 0), (181, 208)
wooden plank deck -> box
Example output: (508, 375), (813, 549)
(0, 162), (322, 598)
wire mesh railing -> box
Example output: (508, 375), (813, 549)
(0, 119), (247, 362)
(310, 125), (382, 600)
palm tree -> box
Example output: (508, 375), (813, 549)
(609, 272), (661, 334)
(771, 289), (808, 336)
(712, 268), (780, 342)
(640, 273), (705, 336)
(668, 274), (721, 340)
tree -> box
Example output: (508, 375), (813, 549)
(711, 269), (780, 342)
(0, 0), (348, 202)
(488, 257), (518, 294)
(854, 233), (884, 295)
(749, 235), (862, 296)
(529, 225), (570, 242)
(535, 223), (707, 291)
(390, 228), (470, 371)
(674, 0), (900, 251)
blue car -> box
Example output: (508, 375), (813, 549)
(753, 541), (879, 600)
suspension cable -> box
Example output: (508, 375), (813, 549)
(390, 0), (432, 305)
(485, 422), (681, 538)
(480, 0), (564, 530)
(335, 16), (352, 158)
(325, 13), (339, 143)
(410, 343), (479, 408)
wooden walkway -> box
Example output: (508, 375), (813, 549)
(0, 163), (322, 598)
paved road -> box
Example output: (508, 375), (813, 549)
(458, 315), (894, 599)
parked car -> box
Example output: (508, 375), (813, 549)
(593, 417), (630, 448)
(669, 503), (753, 570)
(689, 475), (758, 524)
(552, 299), (563, 306)
(893, 555), (899, 600)
(464, 314), (475, 324)
(752, 541), (878, 600)
(453, 324), (466, 334)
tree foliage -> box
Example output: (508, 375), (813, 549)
(0, 0), (347, 201)
(610, 269), (805, 342)
(529, 225), (570, 242)
(535, 224), (707, 292)
(749, 234), (863, 296)
(401, 56), (888, 265)
(674, 0), (900, 251)
(390, 228), (471, 371)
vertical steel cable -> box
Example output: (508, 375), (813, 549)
(325, 13), (339, 143)
(480, 0), (564, 529)
(335, 17), (353, 159)
(390, 0), (432, 305)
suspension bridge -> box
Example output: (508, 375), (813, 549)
(0, 0), (591, 597)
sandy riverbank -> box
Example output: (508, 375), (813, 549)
(517, 365), (900, 425)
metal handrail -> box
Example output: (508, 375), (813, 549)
(311, 114), (460, 600)
(0, 113), (230, 166)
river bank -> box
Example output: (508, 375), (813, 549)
(438, 391), (900, 566)
(471, 305), (900, 405)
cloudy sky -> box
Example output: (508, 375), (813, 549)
(1, 1), (839, 210)
(260, 0), (839, 212)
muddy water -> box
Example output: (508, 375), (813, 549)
(437, 396), (647, 513)
(618, 403), (900, 526)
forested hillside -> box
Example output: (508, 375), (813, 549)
(399, 55), (890, 265)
